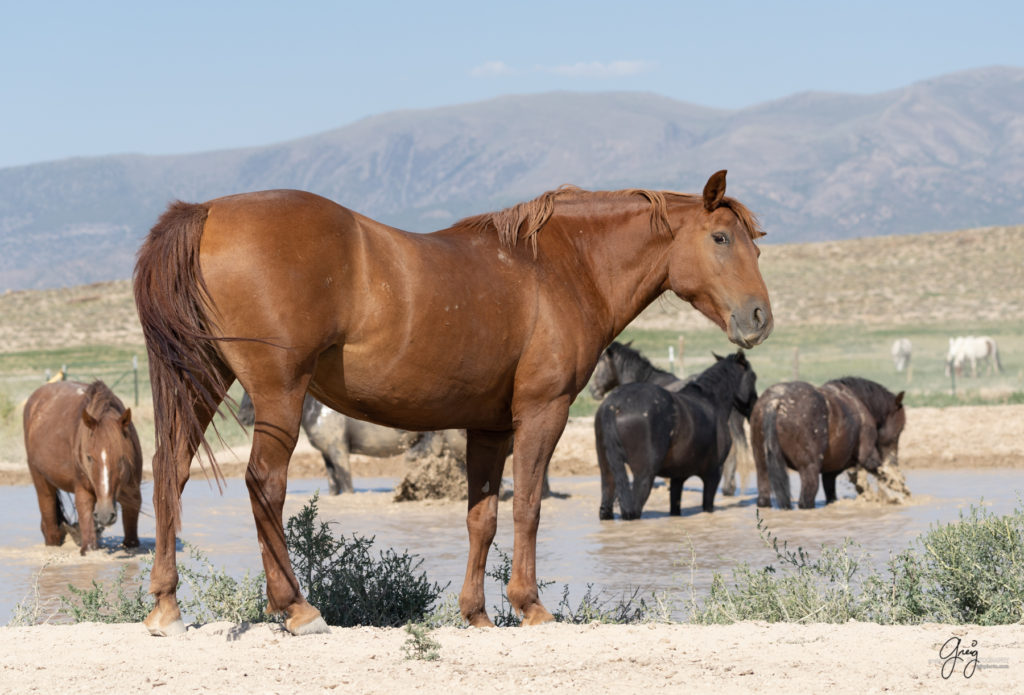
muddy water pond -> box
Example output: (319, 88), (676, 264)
(1, 469), (1022, 624)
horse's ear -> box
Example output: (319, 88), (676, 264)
(120, 408), (133, 431)
(81, 408), (98, 429)
(894, 391), (905, 408)
(713, 352), (724, 362)
(624, 340), (633, 348)
(703, 170), (727, 212)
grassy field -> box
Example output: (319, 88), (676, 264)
(1, 224), (1022, 457)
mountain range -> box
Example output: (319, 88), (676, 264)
(2, 66), (1023, 290)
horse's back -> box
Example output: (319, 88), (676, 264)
(23, 381), (88, 482)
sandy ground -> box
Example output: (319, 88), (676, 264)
(1, 405), (1022, 694)
(0, 621), (1020, 694)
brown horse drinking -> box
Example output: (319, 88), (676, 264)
(23, 380), (143, 554)
(751, 377), (906, 509)
(134, 170), (773, 636)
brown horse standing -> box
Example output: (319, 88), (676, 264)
(134, 170), (773, 636)
(751, 377), (906, 509)
(23, 380), (143, 554)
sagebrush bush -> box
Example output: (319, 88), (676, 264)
(688, 505), (1024, 626)
(285, 493), (446, 627)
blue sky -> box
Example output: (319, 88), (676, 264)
(2, 0), (1022, 169)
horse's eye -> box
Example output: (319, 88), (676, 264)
(712, 231), (730, 246)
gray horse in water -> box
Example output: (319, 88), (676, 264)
(238, 393), (465, 494)
(589, 341), (754, 498)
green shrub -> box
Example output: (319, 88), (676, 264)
(871, 504), (1024, 625)
(402, 621), (442, 661)
(177, 542), (268, 624)
(285, 493), (446, 627)
(59, 565), (152, 624)
(688, 506), (1024, 626)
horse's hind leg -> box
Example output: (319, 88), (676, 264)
(702, 467), (723, 513)
(246, 384), (328, 635)
(798, 464), (821, 509)
(821, 471), (839, 504)
(146, 364), (233, 636)
(459, 429), (511, 627)
(29, 471), (64, 546)
(669, 477), (683, 515)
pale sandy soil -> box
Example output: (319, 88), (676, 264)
(0, 621), (1020, 694)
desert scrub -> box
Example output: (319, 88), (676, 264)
(176, 542), (268, 624)
(688, 505), (1024, 625)
(873, 503), (1024, 625)
(285, 493), (446, 627)
(402, 621), (442, 661)
(59, 564), (152, 624)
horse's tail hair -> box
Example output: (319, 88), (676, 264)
(596, 401), (637, 519)
(133, 201), (228, 532)
(761, 404), (791, 509)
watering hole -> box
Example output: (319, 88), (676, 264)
(1, 468), (1022, 624)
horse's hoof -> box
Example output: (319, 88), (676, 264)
(284, 603), (330, 636)
(598, 509), (613, 521)
(145, 618), (186, 637)
(123, 538), (140, 549)
(286, 615), (330, 636)
(522, 605), (555, 626)
(466, 613), (495, 628)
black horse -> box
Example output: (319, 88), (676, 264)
(751, 377), (906, 509)
(589, 341), (753, 497)
(238, 393), (465, 494)
(594, 350), (757, 520)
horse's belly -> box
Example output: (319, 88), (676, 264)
(311, 349), (514, 431)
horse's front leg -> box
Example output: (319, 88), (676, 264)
(73, 486), (98, 554)
(507, 398), (569, 625)
(459, 429), (511, 627)
(821, 470), (839, 504)
(246, 387), (328, 635)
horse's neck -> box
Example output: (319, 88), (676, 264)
(685, 367), (740, 414)
(552, 205), (673, 339)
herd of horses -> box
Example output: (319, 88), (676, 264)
(891, 336), (1003, 377)
(20, 171), (918, 636)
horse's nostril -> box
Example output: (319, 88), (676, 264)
(753, 307), (765, 329)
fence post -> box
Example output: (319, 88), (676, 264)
(668, 346), (675, 375)
(133, 355), (139, 407)
(677, 335), (686, 378)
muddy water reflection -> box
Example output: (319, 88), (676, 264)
(1, 469), (1022, 623)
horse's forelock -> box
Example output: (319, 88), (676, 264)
(82, 381), (124, 420)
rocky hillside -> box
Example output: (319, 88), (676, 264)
(2, 67), (1024, 290)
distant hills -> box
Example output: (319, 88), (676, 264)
(3, 66), (1024, 290)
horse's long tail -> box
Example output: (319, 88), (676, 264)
(596, 402), (637, 519)
(762, 405), (791, 509)
(133, 201), (229, 531)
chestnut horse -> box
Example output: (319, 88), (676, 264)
(23, 380), (143, 554)
(751, 377), (905, 509)
(134, 170), (773, 636)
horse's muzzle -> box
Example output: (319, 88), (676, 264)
(728, 302), (773, 349)
(94, 504), (117, 528)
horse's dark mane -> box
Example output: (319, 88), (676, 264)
(684, 353), (748, 404)
(83, 380), (124, 419)
(606, 342), (664, 382)
(452, 186), (764, 256)
(827, 377), (899, 422)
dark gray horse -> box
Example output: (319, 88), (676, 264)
(238, 393), (465, 494)
(589, 341), (753, 496)
(592, 348), (757, 520)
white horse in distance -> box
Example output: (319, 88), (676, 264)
(946, 336), (1003, 377)
(891, 338), (912, 372)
